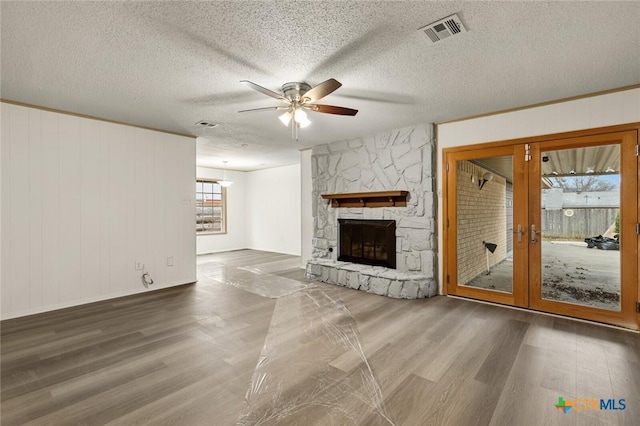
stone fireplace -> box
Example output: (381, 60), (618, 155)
(306, 124), (438, 299)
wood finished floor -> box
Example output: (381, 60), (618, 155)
(2, 249), (639, 425)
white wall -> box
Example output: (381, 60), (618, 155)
(196, 166), (248, 254)
(437, 88), (640, 149)
(300, 149), (313, 268)
(1, 103), (197, 319)
(436, 87), (640, 293)
(246, 164), (301, 255)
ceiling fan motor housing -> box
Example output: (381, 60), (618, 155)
(282, 82), (311, 102)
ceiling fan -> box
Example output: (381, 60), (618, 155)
(238, 78), (358, 140)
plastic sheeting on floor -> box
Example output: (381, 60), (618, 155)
(198, 262), (312, 298)
(199, 261), (395, 425)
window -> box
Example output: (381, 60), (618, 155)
(196, 180), (226, 234)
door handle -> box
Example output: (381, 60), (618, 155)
(531, 224), (539, 243)
(517, 224), (522, 243)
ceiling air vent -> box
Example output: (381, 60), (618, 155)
(419, 13), (467, 44)
(195, 120), (218, 128)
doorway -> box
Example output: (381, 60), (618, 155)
(444, 127), (638, 329)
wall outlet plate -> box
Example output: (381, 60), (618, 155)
(167, 257), (174, 266)
(135, 261), (144, 270)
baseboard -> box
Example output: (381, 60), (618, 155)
(197, 247), (249, 255)
(1, 279), (195, 321)
(447, 295), (639, 333)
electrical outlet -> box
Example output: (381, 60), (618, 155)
(135, 261), (144, 270)
(167, 257), (174, 266)
(181, 196), (193, 205)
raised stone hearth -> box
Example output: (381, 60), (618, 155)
(306, 259), (436, 299)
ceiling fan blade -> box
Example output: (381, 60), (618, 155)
(238, 106), (289, 113)
(309, 104), (358, 116)
(240, 80), (289, 102)
(302, 79), (342, 103)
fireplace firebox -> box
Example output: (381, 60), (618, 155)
(338, 219), (396, 269)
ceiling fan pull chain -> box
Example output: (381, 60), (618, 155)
(291, 118), (296, 141)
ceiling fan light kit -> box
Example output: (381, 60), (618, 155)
(293, 109), (310, 127)
(278, 112), (292, 126)
(239, 78), (358, 141)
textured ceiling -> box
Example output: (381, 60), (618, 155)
(2, 1), (639, 171)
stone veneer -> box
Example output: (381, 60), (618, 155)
(306, 259), (436, 298)
(307, 124), (438, 298)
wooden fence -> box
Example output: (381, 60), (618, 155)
(541, 208), (618, 239)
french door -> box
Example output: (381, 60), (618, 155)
(444, 128), (639, 329)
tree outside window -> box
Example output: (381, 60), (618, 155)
(196, 180), (226, 234)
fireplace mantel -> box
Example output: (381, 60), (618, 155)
(321, 191), (409, 208)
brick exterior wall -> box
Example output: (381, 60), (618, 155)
(456, 161), (508, 285)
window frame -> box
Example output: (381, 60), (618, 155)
(196, 178), (227, 235)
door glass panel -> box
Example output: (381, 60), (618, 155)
(540, 145), (621, 311)
(456, 156), (514, 293)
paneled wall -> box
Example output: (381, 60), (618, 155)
(1, 103), (196, 319)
